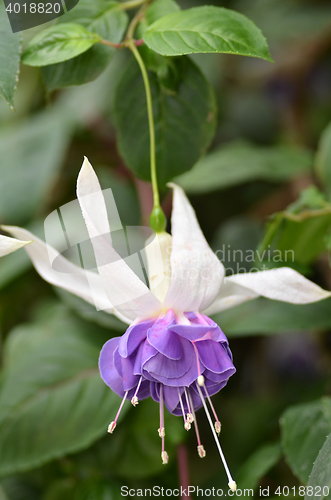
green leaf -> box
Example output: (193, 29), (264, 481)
(315, 121), (331, 201)
(236, 443), (282, 490)
(280, 398), (331, 484)
(42, 1), (128, 90)
(143, 6), (272, 61)
(306, 434), (331, 500)
(0, 303), (124, 476)
(136, 0), (181, 74)
(145, 0), (180, 25)
(257, 187), (331, 266)
(174, 140), (313, 194)
(0, 108), (72, 223)
(0, 3), (21, 109)
(22, 24), (101, 67)
(114, 55), (216, 185)
(217, 297), (331, 337)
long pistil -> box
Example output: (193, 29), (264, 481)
(195, 382), (236, 491)
(108, 391), (128, 434)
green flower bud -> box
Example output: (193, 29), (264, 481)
(149, 206), (167, 233)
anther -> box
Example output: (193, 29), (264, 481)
(197, 375), (205, 386)
(187, 413), (194, 423)
(131, 376), (143, 407)
(197, 445), (206, 458)
(158, 427), (165, 438)
(184, 421), (191, 431)
(215, 421), (221, 434)
(161, 451), (169, 464)
(131, 396), (138, 406)
(108, 421), (116, 434)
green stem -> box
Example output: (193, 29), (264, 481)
(118, 0), (148, 11)
(128, 41), (160, 208)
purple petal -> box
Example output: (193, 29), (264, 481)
(203, 367), (236, 383)
(197, 340), (235, 374)
(98, 337), (125, 397)
(118, 319), (153, 358)
(113, 346), (123, 377)
(134, 340), (158, 375)
(144, 339), (200, 387)
(150, 382), (160, 403)
(121, 355), (139, 391)
(143, 337), (193, 380)
(148, 319), (182, 360)
(170, 323), (216, 341)
(163, 385), (184, 414)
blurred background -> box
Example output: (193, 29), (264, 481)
(1, 0), (331, 498)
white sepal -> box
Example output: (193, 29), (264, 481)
(164, 183), (224, 313)
(205, 267), (331, 315)
(77, 158), (161, 321)
(0, 234), (32, 257)
(145, 231), (172, 303)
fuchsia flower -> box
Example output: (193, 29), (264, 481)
(3, 158), (331, 489)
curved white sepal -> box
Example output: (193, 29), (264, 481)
(204, 267), (331, 315)
(77, 158), (161, 320)
(164, 183), (224, 313)
(0, 233), (32, 257)
(2, 225), (131, 324)
(145, 231), (172, 303)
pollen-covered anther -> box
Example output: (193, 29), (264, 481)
(197, 375), (205, 387)
(228, 481), (237, 492)
(131, 396), (138, 406)
(107, 421), (116, 434)
(215, 421), (221, 434)
(197, 445), (206, 458)
(161, 451), (169, 464)
(184, 421), (191, 431)
(186, 413), (194, 423)
(158, 427), (165, 438)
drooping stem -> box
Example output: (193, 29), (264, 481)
(128, 41), (160, 209)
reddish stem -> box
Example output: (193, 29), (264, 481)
(177, 444), (193, 500)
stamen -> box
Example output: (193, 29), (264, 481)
(184, 387), (194, 423)
(188, 389), (206, 459)
(203, 384), (221, 435)
(159, 385), (168, 464)
(178, 388), (191, 431)
(107, 391), (128, 434)
(131, 376), (143, 406)
(196, 382), (236, 490)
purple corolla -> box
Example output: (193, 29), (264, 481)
(99, 309), (235, 462)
